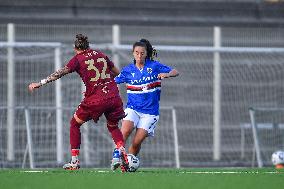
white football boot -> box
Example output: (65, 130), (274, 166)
(63, 159), (80, 170)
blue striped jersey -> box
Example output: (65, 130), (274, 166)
(115, 59), (172, 115)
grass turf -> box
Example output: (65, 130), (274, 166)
(0, 168), (284, 189)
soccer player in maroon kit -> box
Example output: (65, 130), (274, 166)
(28, 34), (129, 171)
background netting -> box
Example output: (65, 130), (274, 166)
(1, 43), (284, 168)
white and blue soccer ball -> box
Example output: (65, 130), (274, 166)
(271, 150), (284, 165)
(127, 154), (140, 172)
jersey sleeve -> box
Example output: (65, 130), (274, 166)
(115, 67), (128, 84)
(156, 61), (172, 73)
(66, 56), (79, 72)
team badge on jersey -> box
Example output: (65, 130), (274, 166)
(147, 68), (152, 74)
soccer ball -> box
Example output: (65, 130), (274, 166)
(127, 154), (140, 172)
(271, 150), (284, 166)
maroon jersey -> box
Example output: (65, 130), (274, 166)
(66, 49), (120, 104)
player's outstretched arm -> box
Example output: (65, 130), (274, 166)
(28, 66), (70, 92)
(158, 69), (179, 80)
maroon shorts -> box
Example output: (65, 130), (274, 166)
(75, 96), (125, 124)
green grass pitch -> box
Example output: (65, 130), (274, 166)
(1, 168), (284, 189)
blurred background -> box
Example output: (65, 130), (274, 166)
(0, 0), (284, 169)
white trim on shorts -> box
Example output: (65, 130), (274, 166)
(123, 108), (159, 137)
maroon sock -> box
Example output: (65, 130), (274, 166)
(107, 125), (124, 148)
(70, 117), (82, 150)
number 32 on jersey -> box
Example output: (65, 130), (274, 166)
(85, 58), (110, 82)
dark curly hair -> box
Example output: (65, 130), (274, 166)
(139, 38), (157, 60)
(74, 34), (89, 50)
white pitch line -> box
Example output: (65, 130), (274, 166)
(21, 170), (49, 173)
(97, 170), (111, 173)
(179, 171), (282, 174)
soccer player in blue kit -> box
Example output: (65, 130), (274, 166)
(111, 39), (179, 170)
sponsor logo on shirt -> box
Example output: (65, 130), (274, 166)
(130, 75), (158, 85)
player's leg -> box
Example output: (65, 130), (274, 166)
(114, 108), (140, 171)
(105, 98), (131, 172)
(63, 114), (85, 170)
(107, 119), (129, 172)
(63, 103), (89, 170)
(121, 121), (134, 141)
(129, 114), (159, 156)
(107, 119), (125, 150)
(129, 128), (148, 155)
(105, 97), (126, 150)
(121, 109), (137, 141)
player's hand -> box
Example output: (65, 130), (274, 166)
(28, 82), (41, 92)
(157, 73), (170, 80)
